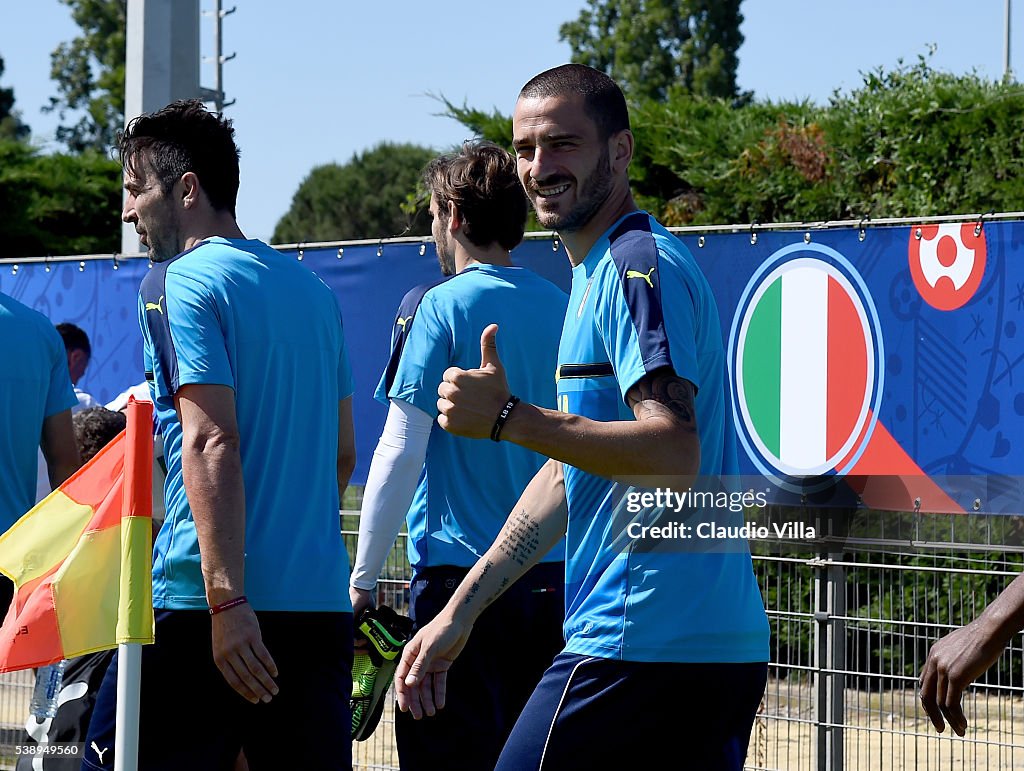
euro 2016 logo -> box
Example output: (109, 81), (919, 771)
(908, 223), (986, 311)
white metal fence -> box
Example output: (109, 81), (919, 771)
(752, 547), (1024, 770)
(0, 509), (1020, 770)
(340, 505), (1024, 771)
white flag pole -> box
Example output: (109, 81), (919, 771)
(114, 642), (142, 771)
(113, 397), (153, 770)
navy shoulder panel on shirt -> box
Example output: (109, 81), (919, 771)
(140, 259), (180, 394)
(607, 212), (673, 374)
(139, 245), (202, 395)
(382, 276), (453, 396)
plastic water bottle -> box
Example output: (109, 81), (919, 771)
(29, 660), (65, 720)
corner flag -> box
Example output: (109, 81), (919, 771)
(0, 398), (155, 672)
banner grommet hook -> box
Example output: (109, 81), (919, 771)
(857, 215), (870, 242)
(975, 209), (995, 238)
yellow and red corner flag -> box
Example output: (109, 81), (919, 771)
(0, 398), (155, 672)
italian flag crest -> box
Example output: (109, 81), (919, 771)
(731, 248), (883, 478)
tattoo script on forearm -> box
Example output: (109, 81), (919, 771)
(499, 507), (542, 566)
(463, 507), (539, 609)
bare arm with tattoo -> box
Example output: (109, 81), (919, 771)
(438, 325), (700, 484)
(400, 327), (702, 718)
(394, 458), (567, 719)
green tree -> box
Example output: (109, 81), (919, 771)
(0, 55), (30, 140)
(435, 96), (513, 150)
(822, 58), (1024, 219)
(630, 94), (829, 224)
(559, 0), (746, 101)
(273, 143), (435, 244)
(630, 56), (1024, 226)
(45, 0), (126, 152)
(0, 139), (121, 258)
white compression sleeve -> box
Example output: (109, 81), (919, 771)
(350, 398), (433, 590)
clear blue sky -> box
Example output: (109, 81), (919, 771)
(0, 1), (1013, 242)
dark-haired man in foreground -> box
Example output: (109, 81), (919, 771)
(83, 100), (356, 770)
(395, 64), (770, 768)
(350, 141), (566, 769)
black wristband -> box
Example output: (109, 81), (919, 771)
(490, 395), (520, 442)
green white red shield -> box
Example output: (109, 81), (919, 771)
(731, 247), (883, 478)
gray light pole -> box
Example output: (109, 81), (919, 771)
(122, 0), (202, 255)
(200, 0), (236, 112)
(1006, 0), (1014, 81)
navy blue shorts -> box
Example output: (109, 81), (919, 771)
(495, 653), (768, 770)
(82, 609), (352, 771)
(396, 561), (565, 771)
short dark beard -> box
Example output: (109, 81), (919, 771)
(148, 219), (182, 263)
(436, 235), (455, 276)
(532, 145), (612, 233)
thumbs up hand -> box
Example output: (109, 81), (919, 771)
(477, 322), (504, 375)
(437, 324), (513, 439)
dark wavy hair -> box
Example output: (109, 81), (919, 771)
(118, 99), (241, 216)
(73, 408), (126, 464)
(422, 141), (528, 252)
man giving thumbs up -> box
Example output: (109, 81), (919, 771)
(396, 65), (769, 771)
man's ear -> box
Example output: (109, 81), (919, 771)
(609, 129), (634, 175)
(447, 199), (461, 234)
(180, 171), (201, 209)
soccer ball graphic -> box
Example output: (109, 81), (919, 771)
(908, 223), (986, 311)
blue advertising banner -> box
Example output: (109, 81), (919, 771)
(3, 219), (1020, 513)
(0, 238), (571, 486)
(681, 221), (1021, 515)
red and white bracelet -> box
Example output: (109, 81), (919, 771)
(208, 595), (248, 616)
